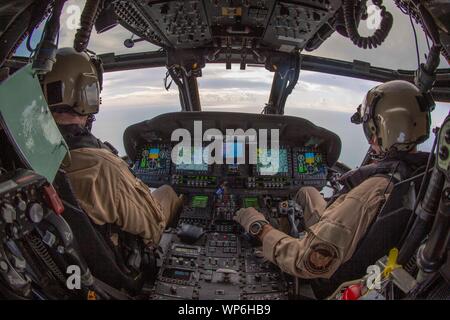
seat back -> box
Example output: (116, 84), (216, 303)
(311, 174), (423, 299)
(53, 171), (147, 293)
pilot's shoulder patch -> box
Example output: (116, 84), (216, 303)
(303, 243), (339, 275)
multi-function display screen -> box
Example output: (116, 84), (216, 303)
(295, 151), (326, 175)
(175, 147), (209, 172)
(256, 147), (289, 175)
(191, 195), (209, 208)
(138, 146), (170, 172)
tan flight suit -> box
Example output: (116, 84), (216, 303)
(63, 147), (181, 245)
(262, 176), (392, 279)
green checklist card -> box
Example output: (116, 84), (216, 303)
(0, 64), (68, 182)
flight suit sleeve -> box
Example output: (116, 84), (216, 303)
(115, 176), (166, 244)
(294, 186), (327, 227)
(68, 149), (166, 245)
(262, 176), (391, 279)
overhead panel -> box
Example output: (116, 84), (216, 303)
(142, 1), (212, 48)
(263, 0), (341, 52)
(113, 0), (341, 53)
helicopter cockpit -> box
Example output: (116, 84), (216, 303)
(0, 0), (449, 301)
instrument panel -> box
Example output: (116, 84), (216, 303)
(125, 112), (340, 192)
(133, 143), (327, 191)
(136, 143), (328, 299)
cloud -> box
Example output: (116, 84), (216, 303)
(100, 63), (449, 117)
(100, 66), (364, 113)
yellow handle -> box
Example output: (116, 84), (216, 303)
(383, 247), (401, 277)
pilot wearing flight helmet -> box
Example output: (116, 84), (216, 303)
(40, 47), (182, 246)
(235, 80), (433, 279)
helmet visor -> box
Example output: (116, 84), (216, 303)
(45, 81), (64, 107)
(360, 88), (382, 122)
(79, 74), (100, 108)
(351, 89), (378, 125)
(84, 81), (99, 107)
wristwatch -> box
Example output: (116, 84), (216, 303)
(249, 220), (269, 237)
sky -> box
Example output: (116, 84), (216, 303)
(17, 0), (450, 168)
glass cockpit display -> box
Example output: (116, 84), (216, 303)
(293, 149), (327, 178)
(132, 141), (328, 189)
(191, 195), (209, 208)
(256, 147), (290, 176)
(224, 142), (244, 174)
(243, 197), (259, 209)
(174, 146), (209, 173)
(224, 142), (244, 162)
(135, 145), (171, 175)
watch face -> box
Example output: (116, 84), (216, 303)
(249, 222), (262, 236)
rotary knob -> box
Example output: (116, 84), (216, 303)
(27, 202), (44, 223)
(170, 285), (177, 294)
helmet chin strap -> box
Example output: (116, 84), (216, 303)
(369, 146), (415, 162)
(369, 148), (388, 161)
(368, 135), (391, 161)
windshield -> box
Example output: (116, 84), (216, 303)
(92, 65), (449, 168)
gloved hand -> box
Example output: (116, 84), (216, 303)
(233, 207), (268, 233)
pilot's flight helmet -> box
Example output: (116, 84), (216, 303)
(351, 80), (434, 154)
(40, 47), (103, 115)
